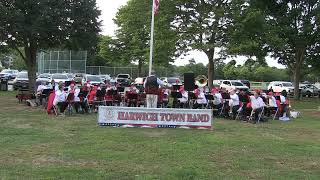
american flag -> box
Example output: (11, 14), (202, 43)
(154, 0), (160, 15)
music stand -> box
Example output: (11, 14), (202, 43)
(222, 92), (230, 100)
(171, 91), (182, 99)
(65, 81), (72, 87)
(205, 94), (214, 100)
(117, 87), (125, 93)
(127, 93), (138, 100)
(173, 85), (181, 91)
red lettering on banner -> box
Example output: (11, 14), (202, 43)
(160, 113), (166, 121)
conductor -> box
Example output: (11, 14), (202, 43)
(144, 70), (163, 108)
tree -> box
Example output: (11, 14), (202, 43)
(114, 0), (177, 76)
(87, 35), (122, 66)
(231, 0), (320, 99)
(172, 0), (236, 88)
(0, 0), (101, 92)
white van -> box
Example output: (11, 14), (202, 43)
(268, 81), (294, 94)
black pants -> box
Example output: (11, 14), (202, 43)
(265, 107), (277, 117)
(74, 102), (89, 113)
(253, 108), (263, 122)
(193, 103), (206, 109)
(57, 102), (67, 113)
(231, 105), (240, 120)
(212, 104), (222, 116)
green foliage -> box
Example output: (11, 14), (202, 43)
(0, 0), (101, 91)
(114, 0), (177, 75)
(222, 59), (290, 82)
(230, 0), (320, 99)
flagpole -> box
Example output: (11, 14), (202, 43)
(148, 0), (155, 76)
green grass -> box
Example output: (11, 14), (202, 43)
(0, 91), (319, 179)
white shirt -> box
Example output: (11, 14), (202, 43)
(268, 96), (277, 107)
(196, 92), (207, 104)
(213, 93), (222, 105)
(250, 96), (265, 110)
(53, 89), (66, 105)
(280, 95), (286, 104)
(230, 94), (240, 106)
(73, 88), (80, 102)
(37, 85), (46, 93)
(179, 91), (188, 103)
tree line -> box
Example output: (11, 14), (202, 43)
(1, 0), (320, 99)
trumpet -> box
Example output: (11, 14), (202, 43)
(195, 75), (208, 88)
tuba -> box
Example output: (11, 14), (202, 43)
(195, 75), (208, 88)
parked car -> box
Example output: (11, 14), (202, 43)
(83, 74), (103, 86)
(13, 72), (29, 90)
(240, 80), (251, 89)
(161, 77), (182, 87)
(37, 73), (51, 83)
(268, 81), (294, 95)
(300, 84), (319, 97)
(212, 80), (223, 87)
(66, 73), (74, 81)
(116, 74), (131, 87)
(100, 74), (111, 82)
(74, 73), (85, 84)
(220, 80), (249, 92)
(51, 73), (69, 83)
(0, 69), (19, 80)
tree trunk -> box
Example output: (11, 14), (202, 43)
(24, 45), (37, 94)
(138, 59), (142, 77)
(293, 67), (301, 100)
(293, 47), (305, 100)
(206, 48), (215, 88)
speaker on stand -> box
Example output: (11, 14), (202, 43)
(183, 73), (195, 109)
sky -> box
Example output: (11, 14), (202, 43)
(96, 0), (285, 68)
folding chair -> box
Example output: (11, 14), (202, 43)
(249, 106), (264, 123)
(235, 103), (244, 120)
(65, 93), (75, 116)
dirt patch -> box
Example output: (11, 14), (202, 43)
(32, 155), (100, 167)
(309, 111), (320, 119)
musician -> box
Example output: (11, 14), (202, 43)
(193, 87), (207, 109)
(265, 92), (278, 117)
(35, 81), (47, 105)
(126, 85), (139, 107)
(250, 91), (266, 123)
(229, 89), (240, 120)
(212, 88), (223, 115)
(178, 86), (188, 108)
(144, 71), (163, 108)
(279, 90), (289, 117)
(53, 83), (67, 114)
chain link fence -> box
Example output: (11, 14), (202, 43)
(86, 66), (139, 78)
(37, 51), (87, 74)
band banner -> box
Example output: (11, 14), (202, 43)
(98, 106), (212, 129)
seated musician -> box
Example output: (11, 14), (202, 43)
(229, 89), (240, 120)
(212, 89), (223, 115)
(220, 88), (231, 118)
(193, 87), (207, 109)
(126, 85), (139, 107)
(265, 92), (278, 117)
(178, 86), (188, 108)
(53, 83), (67, 114)
(250, 91), (266, 123)
(67, 83), (81, 113)
(36, 81), (47, 105)
(279, 90), (289, 117)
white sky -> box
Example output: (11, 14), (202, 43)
(96, 0), (285, 68)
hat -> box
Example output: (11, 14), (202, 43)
(268, 92), (273, 96)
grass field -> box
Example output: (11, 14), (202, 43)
(0, 91), (319, 179)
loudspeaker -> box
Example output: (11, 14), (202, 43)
(184, 73), (195, 91)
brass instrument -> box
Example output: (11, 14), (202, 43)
(195, 75), (208, 88)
